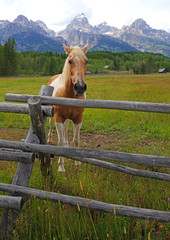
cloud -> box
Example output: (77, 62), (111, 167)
(0, 0), (169, 32)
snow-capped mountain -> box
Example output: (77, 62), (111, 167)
(0, 13), (170, 56)
(115, 18), (170, 41)
(57, 14), (170, 56)
(58, 13), (94, 40)
(93, 18), (170, 42)
(57, 13), (137, 52)
(94, 22), (119, 36)
(70, 13), (94, 33)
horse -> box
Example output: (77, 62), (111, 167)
(47, 43), (88, 172)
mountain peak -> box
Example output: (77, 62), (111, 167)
(64, 13), (93, 33)
(14, 15), (29, 25)
(130, 18), (151, 30)
(71, 13), (89, 25)
(134, 18), (147, 24)
(75, 13), (86, 20)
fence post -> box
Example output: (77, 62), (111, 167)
(28, 96), (51, 176)
(0, 85), (54, 240)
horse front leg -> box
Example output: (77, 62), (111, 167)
(73, 122), (82, 166)
(55, 122), (65, 172)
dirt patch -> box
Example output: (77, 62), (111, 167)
(0, 128), (169, 156)
(0, 128), (28, 141)
(0, 128), (119, 150)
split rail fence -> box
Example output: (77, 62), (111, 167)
(0, 85), (170, 239)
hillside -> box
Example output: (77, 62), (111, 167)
(0, 38), (169, 76)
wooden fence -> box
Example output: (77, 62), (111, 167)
(0, 85), (170, 239)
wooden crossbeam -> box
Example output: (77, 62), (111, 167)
(0, 195), (23, 210)
(0, 183), (169, 223)
(5, 93), (170, 113)
(0, 140), (169, 168)
(0, 102), (53, 117)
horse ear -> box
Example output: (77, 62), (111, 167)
(82, 43), (88, 54)
(63, 43), (71, 54)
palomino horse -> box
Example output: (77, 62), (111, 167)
(48, 43), (88, 172)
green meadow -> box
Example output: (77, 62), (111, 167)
(0, 73), (170, 239)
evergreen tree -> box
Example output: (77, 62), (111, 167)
(145, 56), (155, 73)
(139, 61), (146, 74)
(2, 38), (18, 76)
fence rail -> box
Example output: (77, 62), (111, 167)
(0, 183), (169, 222)
(0, 140), (169, 168)
(5, 93), (170, 113)
(0, 149), (34, 163)
(0, 102), (53, 116)
(0, 195), (23, 210)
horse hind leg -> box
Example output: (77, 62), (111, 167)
(47, 117), (54, 144)
(56, 122), (66, 172)
(73, 122), (82, 166)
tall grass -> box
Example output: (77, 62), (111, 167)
(0, 74), (170, 239)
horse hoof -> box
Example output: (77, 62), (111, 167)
(58, 165), (66, 172)
(75, 161), (81, 166)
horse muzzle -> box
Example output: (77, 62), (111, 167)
(74, 82), (87, 96)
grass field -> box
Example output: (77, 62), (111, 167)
(0, 73), (170, 239)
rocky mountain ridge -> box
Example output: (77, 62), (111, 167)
(57, 13), (170, 56)
(0, 14), (170, 56)
(0, 15), (66, 52)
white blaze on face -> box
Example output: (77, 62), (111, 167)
(75, 55), (82, 85)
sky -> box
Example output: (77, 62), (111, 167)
(0, 0), (170, 33)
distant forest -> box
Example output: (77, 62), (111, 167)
(0, 38), (170, 77)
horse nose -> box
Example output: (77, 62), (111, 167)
(74, 82), (87, 93)
(82, 83), (87, 91)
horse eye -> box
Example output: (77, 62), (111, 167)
(69, 60), (72, 64)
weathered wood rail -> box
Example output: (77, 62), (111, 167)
(0, 102), (53, 116)
(0, 140), (170, 182)
(0, 195), (23, 210)
(1, 183), (170, 223)
(5, 94), (170, 113)
(0, 149), (34, 163)
(0, 85), (170, 239)
(0, 140), (169, 168)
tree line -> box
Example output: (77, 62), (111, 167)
(0, 38), (170, 77)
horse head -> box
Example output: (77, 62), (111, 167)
(63, 43), (88, 96)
